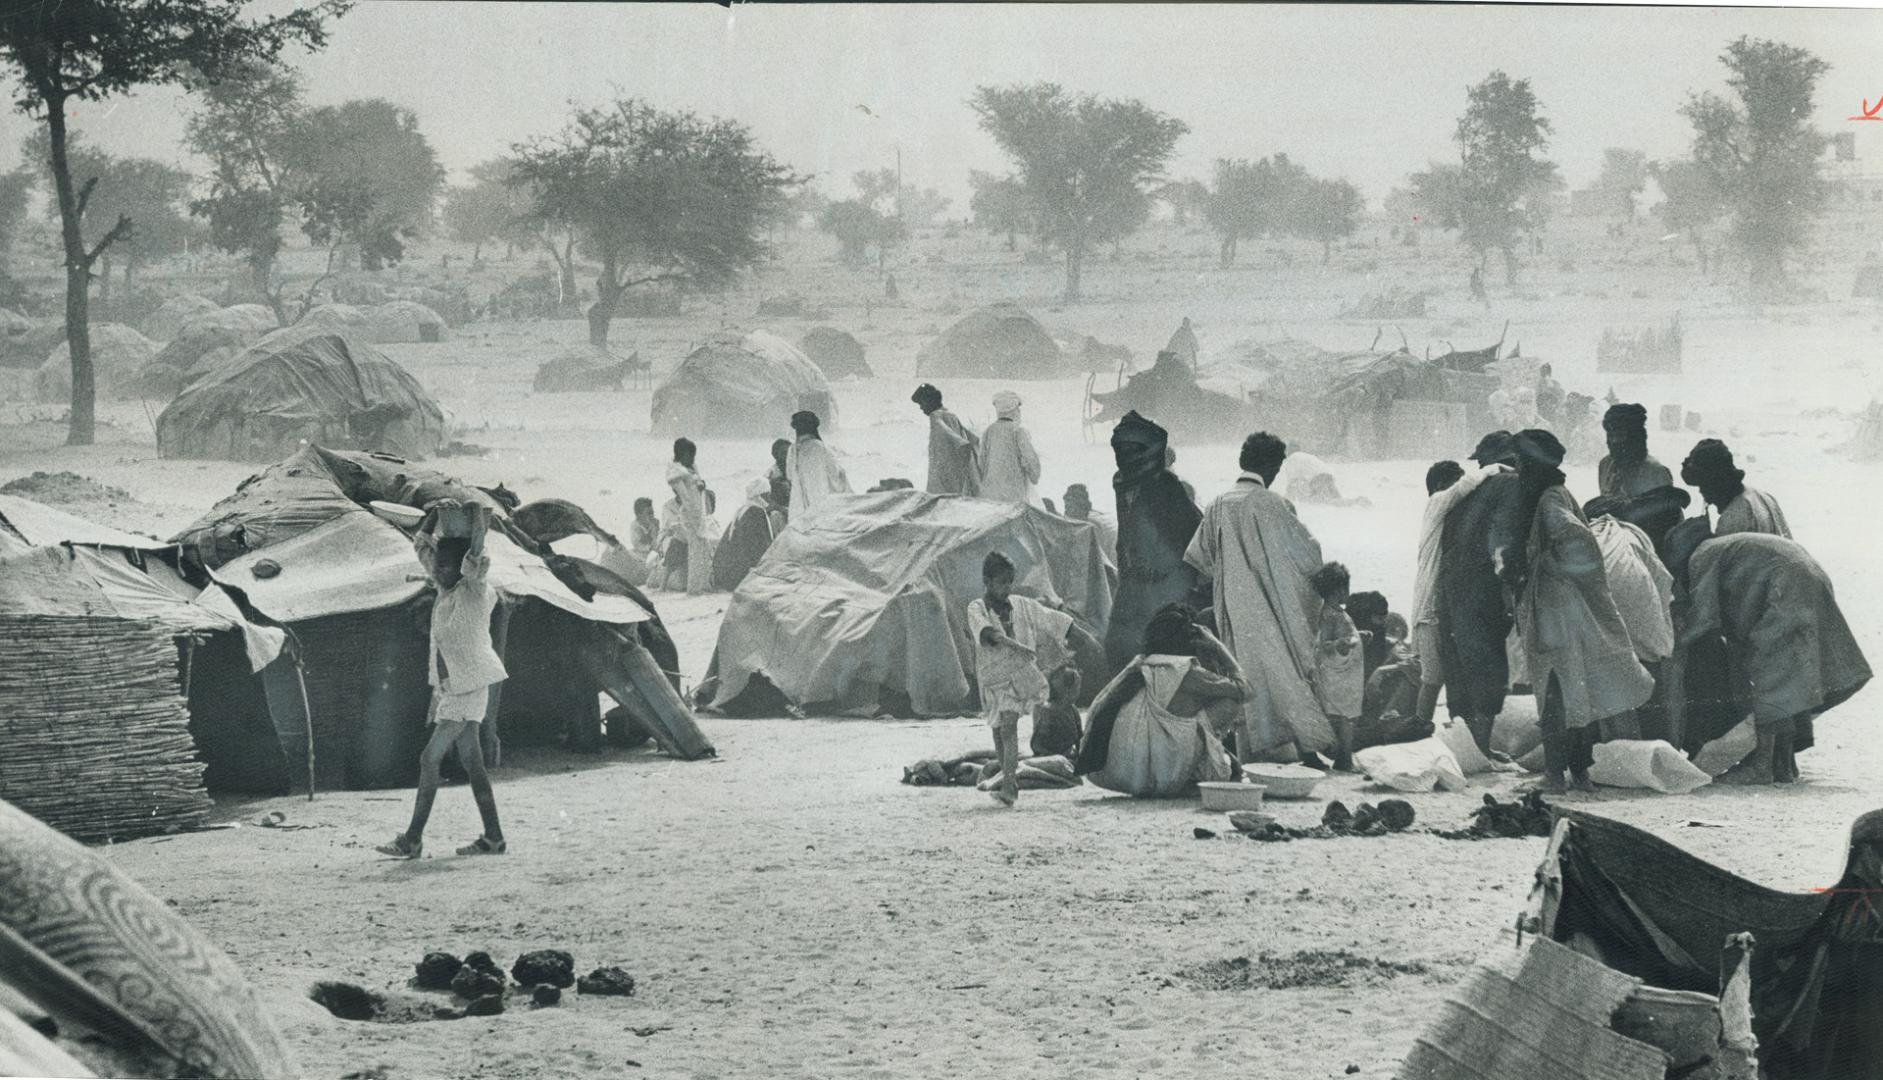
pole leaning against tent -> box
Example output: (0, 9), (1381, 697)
(293, 657), (315, 802)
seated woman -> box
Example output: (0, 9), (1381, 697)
(1075, 603), (1250, 798)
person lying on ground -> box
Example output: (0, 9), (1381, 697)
(1077, 603), (1251, 798)
(378, 501), (508, 859)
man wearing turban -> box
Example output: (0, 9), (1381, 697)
(1509, 428), (1654, 794)
(911, 383), (979, 496)
(1681, 438), (1792, 540)
(978, 390), (1042, 506)
(785, 410), (851, 521)
(1101, 411), (1208, 681)
(1587, 402), (1690, 553)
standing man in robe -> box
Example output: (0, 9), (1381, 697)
(912, 383), (979, 496)
(665, 438), (712, 596)
(1435, 432), (1526, 752)
(1102, 412), (1206, 682)
(979, 390), (1041, 506)
(1588, 402), (1690, 552)
(1184, 432), (1333, 763)
(785, 410), (850, 522)
(1411, 456), (1508, 724)
(1681, 438), (1792, 539)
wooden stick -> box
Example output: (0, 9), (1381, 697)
(293, 658), (316, 802)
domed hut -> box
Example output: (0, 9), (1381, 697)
(138, 294), (220, 342)
(156, 326), (445, 462)
(33, 324), (158, 402)
(366, 300), (449, 344)
(915, 302), (1063, 380)
(651, 329), (835, 438)
(799, 326), (871, 380)
(533, 346), (647, 392)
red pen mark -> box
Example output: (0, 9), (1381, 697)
(1851, 97), (1883, 122)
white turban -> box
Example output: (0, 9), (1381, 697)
(993, 390), (1022, 419)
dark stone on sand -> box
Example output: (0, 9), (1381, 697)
(414, 952), (462, 990)
(451, 966), (505, 1000)
(1377, 799), (1416, 832)
(578, 966), (637, 997)
(464, 950), (501, 975)
(1193, 827), (1217, 840)
(533, 985), (562, 1007)
(512, 949), (576, 989)
(464, 993), (505, 1017)
(1321, 801), (1352, 829)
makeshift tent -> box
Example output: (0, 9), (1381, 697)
(1090, 349), (1245, 442)
(139, 294), (220, 341)
(221, 304), (280, 333)
(0, 495), (280, 841)
(170, 446), (711, 793)
(1521, 809), (1878, 1079)
(533, 346), (646, 392)
(0, 316), (63, 369)
(155, 326), (446, 462)
(131, 309), (272, 399)
(651, 329), (834, 438)
(915, 303), (1064, 380)
(799, 326), (871, 379)
(296, 303), (369, 333)
(33, 324), (158, 402)
(366, 300), (449, 343)
(704, 491), (1113, 717)
(1231, 341), (1498, 458)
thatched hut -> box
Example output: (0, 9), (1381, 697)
(799, 326), (871, 380)
(651, 329), (834, 438)
(33, 324), (159, 402)
(915, 302), (1063, 380)
(156, 326), (446, 462)
(366, 300), (449, 343)
(139, 294), (220, 342)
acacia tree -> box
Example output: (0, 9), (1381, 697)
(26, 134), (193, 303)
(187, 61), (307, 308)
(968, 170), (1028, 251)
(1415, 71), (1559, 285)
(1651, 158), (1729, 278)
(1290, 177), (1364, 263)
(1205, 154), (1309, 267)
(290, 98), (443, 271)
(817, 197), (903, 269)
(1682, 36), (1829, 296)
(970, 83), (1186, 302)
(0, 0), (343, 446)
(1154, 178), (1210, 227)
(443, 159), (535, 264)
(510, 97), (799, 347)
(0, 167), (32, 272)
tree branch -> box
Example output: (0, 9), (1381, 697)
(84, 215), (132, 268)
(617, 271), (684, 290)
(74, 176), (99, 223)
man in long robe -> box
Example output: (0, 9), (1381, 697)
(1413, 457), (1508, 725)
(912, 383), (978, 496)
(1510, 428), (1654, 794)
(1164, 316), (1199, 371)
(1435, 432), (1526, 748)
(785, 410), (850, 521)
(1102, 411), (1206, 681)
(1680, 437), (1792, 539)
(978, 390), (1041, 506)
(1662, 520), (1870, 785)
(1588, 402), (1690, 553)
(1183, 431), (1332, 761)
(664, 438), (712, 595)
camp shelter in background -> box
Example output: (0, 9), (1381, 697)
(366, 300), (451, 344)
(799, 325), (871, 380)
(0, 495), (283, 842)
(155, 326), (447, 462)
(915, 302), (1065, 380)
(170, 446), (712, 795)
(703, 490), (1113, 717)
(33, 323), (158, 403)
(650, 328), (835, 438)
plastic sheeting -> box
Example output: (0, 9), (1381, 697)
(650, 329), (834, 437)
(155, 325), (445, 461)
(0, 494), (171, 552)
(708, 491), (1113, 716)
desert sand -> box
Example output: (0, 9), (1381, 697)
(1, 220), (1879, 1078)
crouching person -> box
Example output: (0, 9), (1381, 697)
(379, 500), (509, 859)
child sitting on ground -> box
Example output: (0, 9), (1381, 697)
(1030, 664), (1083, 759)
(1309, 561), (1361, 772)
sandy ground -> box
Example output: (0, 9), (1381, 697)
(2, 222), (1882, 1078)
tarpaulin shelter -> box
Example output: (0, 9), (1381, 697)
(651, 329), (834, 438)
(915, 303), (1065, 380)
(800, 326), (871, 380)
(132, 308), (275, 399)
(170, 446), (711, 793)
(366, 300), (449, 343)
(0, 495), (282, 841)
(1234, 341), (1498, 458)
(33, 324), (158, 402)
(155, 326), (446, 462)
(139, 293), (220, 341)
(704, 491), (1114, 717)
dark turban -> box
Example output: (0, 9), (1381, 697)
(1468, 430), (1516, 465)
(1680, 438), (1744, 489)
(1515, 428), (1566, 469)
(790, 410), (821, 435)
(1602, 403), (1649, 434)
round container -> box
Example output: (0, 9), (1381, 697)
(369, 500), (424, 528)
(1198, 781), (1267, 812)
(1241, 763), (1326, 800)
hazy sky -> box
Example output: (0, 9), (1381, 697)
(19, 3), (1883, 209)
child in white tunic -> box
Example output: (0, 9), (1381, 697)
(967, 552), (1077, 806)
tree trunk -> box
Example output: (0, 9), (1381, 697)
(471, 240), (482, 266)
(587, 264), (621, 347)
(1005, 227), (1015, 252)
(1064, 242), (1084, 303)
(557, 236), (577, 307)
(1220, 235), (1237, 269)
(46, 97), (95, 447)
(1502, 245), (1520, 286)
(123, 255), (135, 290)
(97, 253), (112, 312)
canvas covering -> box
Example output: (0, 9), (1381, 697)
(708, 491), (1113, 715)
(650, 329), (834, 437)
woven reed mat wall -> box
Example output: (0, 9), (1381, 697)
(0, 615), (212, 841)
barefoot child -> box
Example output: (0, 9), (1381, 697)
(1310, 561), (1361, 771)
(966, 552), (1090, 806)
(1030, 664), (1083, 759)
(378, 501), (508, 859)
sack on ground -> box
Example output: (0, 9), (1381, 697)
(1354, 737), (1467, 793)
(1587, 739), (1712, 794)
(1692, 718), (1756, 778)
(1435, 718), (1494, 775)
(1491, 708), (1543, 759)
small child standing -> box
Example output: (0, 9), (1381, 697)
(1310, 561), (1361, 772)
(967, 552), (1088, 807)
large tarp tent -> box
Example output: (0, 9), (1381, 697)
(0, 495), (280, 841)
(705, 491), (1114, 717)
(651, 329), (834, 438)
(131, 308), (275, 399)
(155, 325), (446, 462)
(171, 446), (711, 793)
(915, 302), (1064, 380)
